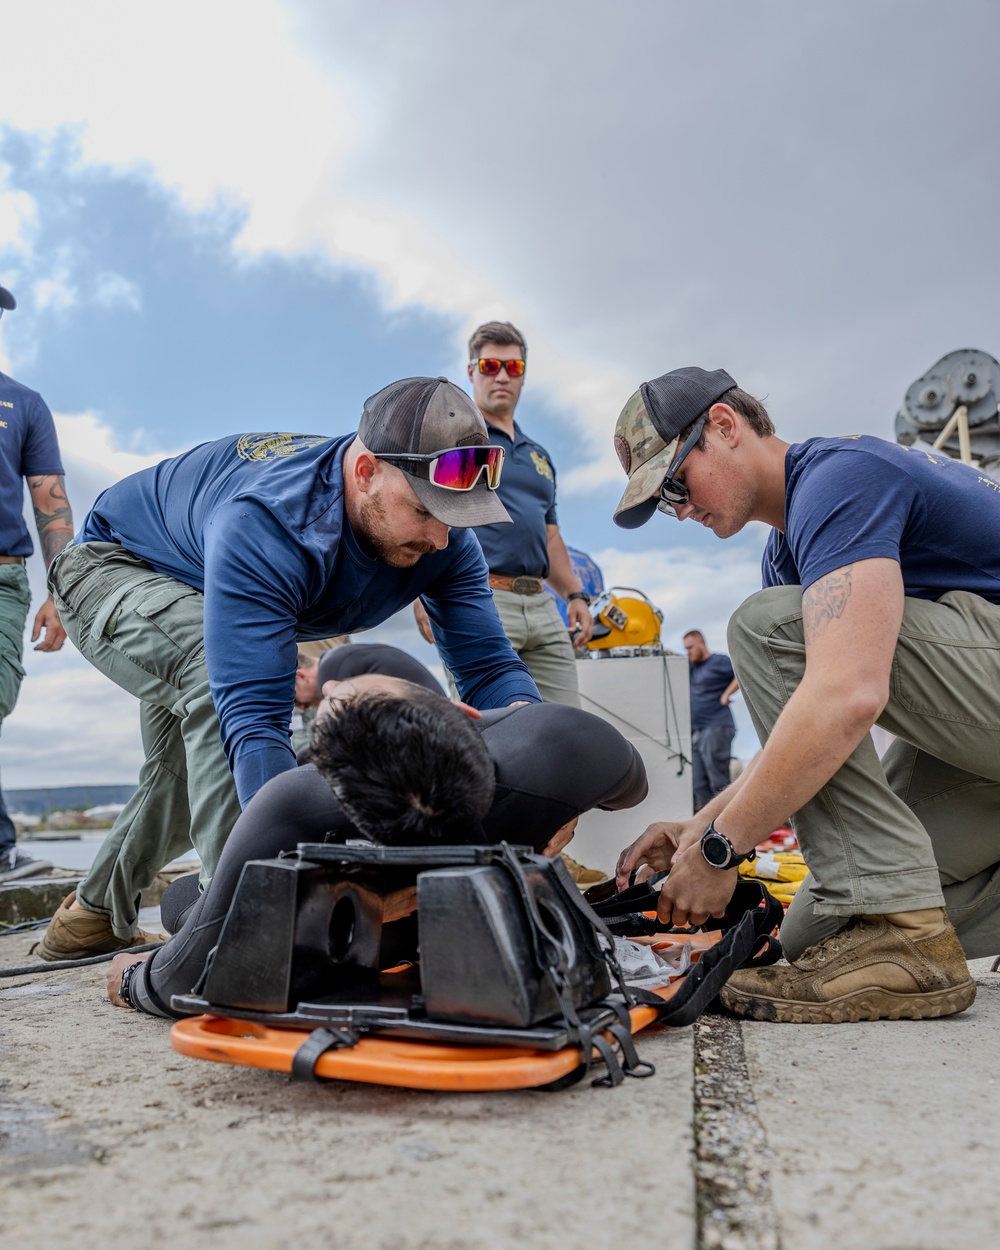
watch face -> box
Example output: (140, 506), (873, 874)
(702, 834), (730, 868)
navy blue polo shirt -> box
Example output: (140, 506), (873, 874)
(473, 422), (558, 578)
(762, 436), (1000, 600)
(689, 653), (736, 731)
(0, 372), (65, 556)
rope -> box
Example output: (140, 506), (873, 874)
(578, 654), (692, 775)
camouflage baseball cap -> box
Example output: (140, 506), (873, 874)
(612, 367), (736, 529)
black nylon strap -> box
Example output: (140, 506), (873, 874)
(590, 1033), (625, 1087)
(607, 1021), (655, 1079)
(632, 907), (770, 1030)
(291, 1026), (361, 1082)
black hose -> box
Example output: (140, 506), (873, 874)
(0, 917), (51, 934)
(0, 942), (163, 978)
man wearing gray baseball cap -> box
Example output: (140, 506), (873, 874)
(612, 365), (1000, 1024)
(39, 376), (540, 961)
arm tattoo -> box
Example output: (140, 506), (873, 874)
(29, 475), (75, 568)
(803, 566), (853, 644)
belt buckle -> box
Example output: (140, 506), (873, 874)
(511, 576), (542, 595)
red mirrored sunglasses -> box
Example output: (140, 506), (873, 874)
(470, 357), (526, 378)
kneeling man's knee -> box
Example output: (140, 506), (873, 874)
(727, 585), (802, 669)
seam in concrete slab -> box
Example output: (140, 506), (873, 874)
(693, 1014), (781, 1250)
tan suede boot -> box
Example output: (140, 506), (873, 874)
(560, 854), (610, 888)
(32, 892), (167, 962)
(720, 907), (975, 1023)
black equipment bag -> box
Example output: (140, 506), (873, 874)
(171, 841), (783, 1087)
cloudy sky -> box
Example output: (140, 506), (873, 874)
(1, 0), (997, 787)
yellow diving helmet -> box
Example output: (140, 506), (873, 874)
(586, 587), (663, 652)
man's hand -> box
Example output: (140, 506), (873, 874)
(615, 818), (702, 889)
(652, 843), (736, 928)
(106, 951), (152, 1008)
(412, 599), (435, 645)
(566, 598), (593, 649)
(541, 816), (578, 858)
(31, 595), (66, 652)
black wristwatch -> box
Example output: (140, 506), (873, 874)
(699, 821), (756, 870)
(566, 591), (591, 605)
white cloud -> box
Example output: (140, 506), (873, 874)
(3, 654), (143, 787)
(0, 1), (635, 485)
(93, 272), (141, 311)
(0, 166), (37, 262)
(33, 271), (77, 312)
(5, 0), (995, 498)
(53, 410), (182, 481)
(595, 532), (768, 655)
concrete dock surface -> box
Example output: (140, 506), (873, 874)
(0, 919), (997, 1250)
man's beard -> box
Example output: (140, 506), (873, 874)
(357, 493), (437, 568)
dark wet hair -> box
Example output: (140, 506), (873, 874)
(309, 687), (496, 845)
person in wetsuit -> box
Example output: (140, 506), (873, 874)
(108, 645), (647, 1017)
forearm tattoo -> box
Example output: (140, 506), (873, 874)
(29, 475), (74, 568)
(803, 565), (853, 643)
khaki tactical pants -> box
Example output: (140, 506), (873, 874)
(442, 588), (581, 707)
(729, 585), (1000, 960)
(490, 589), (580, 707)
(49, 543), (243, 938)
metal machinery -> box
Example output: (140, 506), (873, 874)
(895, 349), (1000, 476)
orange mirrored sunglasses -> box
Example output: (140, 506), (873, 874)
(470, 358), (526, 378)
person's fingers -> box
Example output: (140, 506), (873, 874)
(615, 845), (638, 888)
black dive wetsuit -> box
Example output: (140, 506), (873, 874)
(131, 702), (646, 1018)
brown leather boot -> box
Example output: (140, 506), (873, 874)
(32, 892), (167, 962)
(559, 854), (609, 888)
(720, 908), (975, 1023)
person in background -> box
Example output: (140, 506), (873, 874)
(290, 637), (351, 757)
(0, 282), (75, 883)
(415, 321), (593, 705)
(291, 641), (445, 757)
(683, 629), (739, 811)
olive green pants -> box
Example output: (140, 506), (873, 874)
(49, 543), (243, 938)
(728, 586), (1000, 960)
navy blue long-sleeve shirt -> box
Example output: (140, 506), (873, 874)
(80, 432), (539, 804)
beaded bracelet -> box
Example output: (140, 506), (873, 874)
(118, 960), (144, 1010)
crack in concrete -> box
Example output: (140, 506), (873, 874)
(693, 1014), (781, 1250)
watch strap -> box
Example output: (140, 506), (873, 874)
(701, 821), (757, 869)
